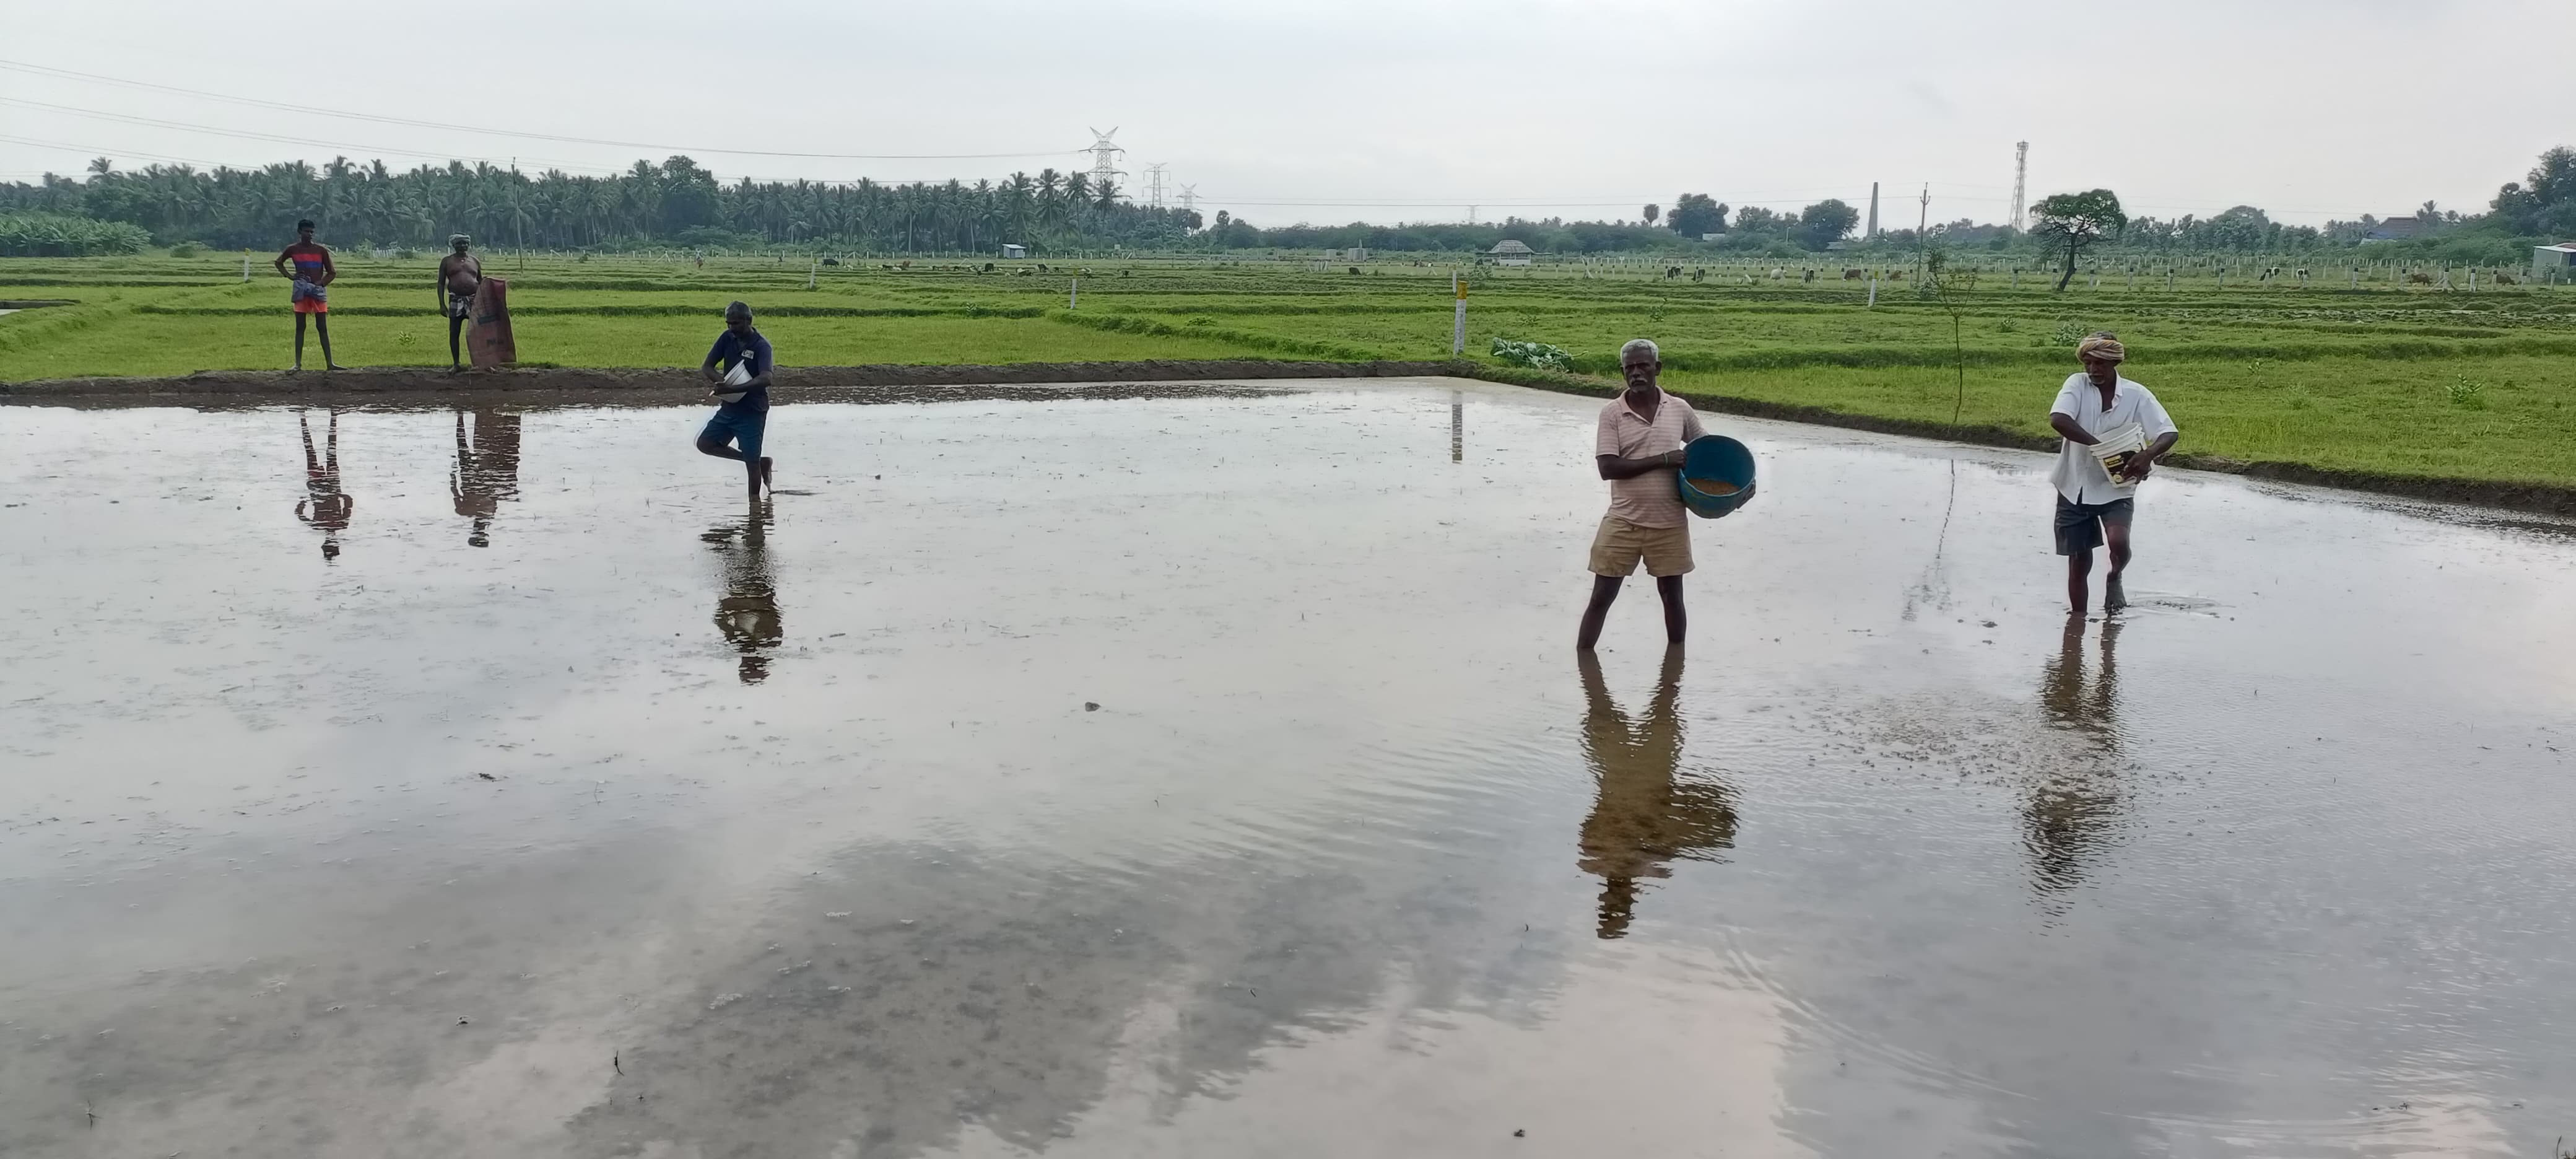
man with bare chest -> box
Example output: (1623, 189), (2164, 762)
(437, 235), (482, 370)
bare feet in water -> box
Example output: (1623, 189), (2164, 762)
(759, 457), (775, 490)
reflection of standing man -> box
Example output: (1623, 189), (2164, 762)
(2028, 619), (2125, 896)
(2048, 332), (2179, 615)
(437, 235), (482, 370)
(1577, 339), (1706, 652)
(451, 408), (523, 547)
(296, 409), (354, 559)
(1576, 649), (1736, 939)
(703, 504), (783, 684)
(273, 219), (344, 372)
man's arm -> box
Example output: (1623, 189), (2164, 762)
(317, 248), (337, 286)
(273, 248), (294, 279)
(1596, 449), (1686, 480)
(701, 337), (728, 383)
(2048, 412), (2097, 446)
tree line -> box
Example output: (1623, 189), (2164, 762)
(2, 147), (2568, 261)
(0, 155), (1201, 255)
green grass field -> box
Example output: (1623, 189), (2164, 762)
(7, 251), (2575, 489)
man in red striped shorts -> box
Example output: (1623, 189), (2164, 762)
(1577, 338), (1705, 651)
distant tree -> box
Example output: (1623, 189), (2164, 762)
(1730, 204), (1782, 233)
(1796, 198), (1858, 250)
(2029, 189), (2125, 291)
(2491, 145), (2576, 237)
(1641, 203), (1660, 227)
(1214, 209), (1232, 230)
(1177, 208), (1203, 231)
(1668, 193), (1725, 237)
(2201, 205), (2270, 251)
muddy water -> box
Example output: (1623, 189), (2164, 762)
(3, 377), (2572, 1158)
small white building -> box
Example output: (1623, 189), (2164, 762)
(2533, 243), (2576, 280)
(1488, 239), (1536, 266)
(1001, 243), (1029, 259)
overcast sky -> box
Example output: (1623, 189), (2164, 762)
(5, 0), (2567, 227)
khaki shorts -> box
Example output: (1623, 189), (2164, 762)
(1588, 515), (1694, 577)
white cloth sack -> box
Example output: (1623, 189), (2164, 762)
(715, 358), (752, 403)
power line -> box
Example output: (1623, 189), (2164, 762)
(0, 58), (1083, 161)
(0, 98), (616, 173)
(0, 133), (238, 171)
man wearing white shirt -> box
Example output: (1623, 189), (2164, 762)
(2047, 332), (2178, 616)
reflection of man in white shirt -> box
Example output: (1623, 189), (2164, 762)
(2047, 332), (2178, 616)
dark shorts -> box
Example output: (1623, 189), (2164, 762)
(2054, 494), (2134, 555)
(447, 291), (476, 320)
(700, 408), (767, 461)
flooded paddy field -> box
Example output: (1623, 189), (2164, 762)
(2, 377), (2572, 1157)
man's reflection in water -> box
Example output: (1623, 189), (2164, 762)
(702, 502), (782, 684)
(1577, 648), (1738, 939)
(2028, 619), (2125, 896)
(294, 408), (354, 560)
(451, 408), (523, 548)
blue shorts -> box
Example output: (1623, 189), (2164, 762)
(699, 408), (766, 461)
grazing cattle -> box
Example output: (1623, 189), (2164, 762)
(2494, 273), (2518, 286)
(820, 257), (840, 266)
(1802, 268), (1816, 282)
(2406, 271), (2434, 284)
(1664, 265), (1683, 279)
(1689, 268), (1706, 282)
(1843, 268), (1865, 279)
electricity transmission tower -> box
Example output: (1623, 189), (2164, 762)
(1084, 128), (1126, 187)
(1177, 183), (1198, 212)
(1144, 163), (1168, 208)
(2010, 141), (2029, 230)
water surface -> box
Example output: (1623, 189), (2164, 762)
(3, 378), (2572, 1157)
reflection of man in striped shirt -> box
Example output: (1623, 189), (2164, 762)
(1577, 339), (1705, 651)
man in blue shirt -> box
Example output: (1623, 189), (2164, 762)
(696, 300), (774, 501)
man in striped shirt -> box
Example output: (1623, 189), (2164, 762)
(1577, 338), (1706, 651)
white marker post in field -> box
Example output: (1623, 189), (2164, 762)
(1451, 273), (1467, 356)
(1069, 279), (1078, 310)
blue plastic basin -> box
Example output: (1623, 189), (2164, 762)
(1677, 435), (1757, 519)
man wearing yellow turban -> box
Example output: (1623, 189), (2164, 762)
(2047, 331), (2178, 614)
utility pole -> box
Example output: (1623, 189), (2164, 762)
(2009, 141), (2028, 231)
(1866, 182), (1879, 238)
(1918, 184), (1929, 237)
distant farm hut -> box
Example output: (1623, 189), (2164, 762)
(1488, 239), (1537, 267)
(1001, 243), (1030, 259)
(2533, 242), (2576, 281)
